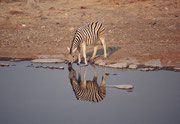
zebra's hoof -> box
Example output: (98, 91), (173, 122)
(89, 59), (95, 64)
(85, 63), (89, 66)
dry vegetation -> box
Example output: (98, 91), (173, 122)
(0, 0), (180, 67)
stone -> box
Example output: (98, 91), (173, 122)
(107, 84), (134, 90)
(94, 59), (106, 66)
(22, 24), (26, 27)
(34, 65), (64, 70)
(69, 27), (74, 31)
(106, 63), (128, 69)
(37, 54), (65, 59)
(105, 72), (110, 75)
(119, 57), (139, 65)
(0, 63), (9, 67)
(32, 59), (64, 63)
(46, 66), (64, 70)
(144, 59), (162, 67)
(141, 68), (155, 71)
(174, 67), (180, 72)
(143, 53), (152, 56)
(41, 25), (46, 28)
(41, 16), (48, 20)
(128, 64), (138, 69)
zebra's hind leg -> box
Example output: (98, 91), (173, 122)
(100, 37), (107, 58)
(90, 46), (98, 63)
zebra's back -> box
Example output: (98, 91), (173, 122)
(75, 21), (105, 46)
(71, 80), (106, 102)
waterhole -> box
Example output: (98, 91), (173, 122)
(0, 61), (180, 124)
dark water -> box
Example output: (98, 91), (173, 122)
(0, 61), (180, 124)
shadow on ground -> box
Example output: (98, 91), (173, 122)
(87, 46), (120, 58)
(73, 46), (120, 64)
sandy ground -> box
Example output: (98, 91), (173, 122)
(0, 0), (180, 68)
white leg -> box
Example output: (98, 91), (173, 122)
(82, 43), (88, 65)
(81, 66), (87, 88)
(100, 68), (107, 86)
(91, 64), (98, 81)
(91, 46), (98, 59)
(78, 64), (81, 82)
(100, 37), (107, 58)
(78, 53), (81, 65)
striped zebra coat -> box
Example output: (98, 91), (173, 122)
(68, 63), (107, 102)
(67, 21), (107, 65)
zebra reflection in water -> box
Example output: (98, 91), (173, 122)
(68, 63), (108, 102)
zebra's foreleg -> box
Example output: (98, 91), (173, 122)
(78, 53), (81, 65)
(78, 65), (81, 83)
(81, 66), (87, 88)
(82, 43), (88, 65)
(90, 46), (98, 63)
(91, 64), (98, 82)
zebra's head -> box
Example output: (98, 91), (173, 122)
(67, 47), (78, 63)
(68, 62), (76, 79)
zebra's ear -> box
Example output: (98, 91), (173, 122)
(67, 47), (70, 52)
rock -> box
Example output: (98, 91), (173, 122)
(167, 25), (177, 30)
(164, 7), (169, 10)
(128, 64), (138, 69)
(106, 84), (134, 90)
(149, 21), (157, 26)
(37, 54), (65, 59)
(41, 25), (46, 28)
(105, 72), (110, 75)
(34, 66), (64, 70)
(174, 67), (180, 72)
(119, 57), (139, 65)
(80, 6), (87, 9)
(32, 59), (64, 63)
(106, 62), (128, 69)
(94, 59), (106, 66)
(144, 59), (162, 67)
(0, 63), (9, 67)
(9, 10), (24, 15)
(22, 24), (26, 27)
(49, 7), (55, 10)
(27, 36), (30, 39)
(69, 27), (74, 31)
(41, 16), (48, 20)
(174, 15), (178, 17)
(45, 66), (64, 70)
(143, 53), (152, 56)
(141, 68), (155, 71)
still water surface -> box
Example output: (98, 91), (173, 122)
(0, 61), (180, 124)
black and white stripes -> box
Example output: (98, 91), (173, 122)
(67, 21), (107, 65)
(68, 64), (106, 102)
(71, 80), (106, 102)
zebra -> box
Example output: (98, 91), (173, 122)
(68, 63), (107, 102)
(67, 21), (107, 65)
